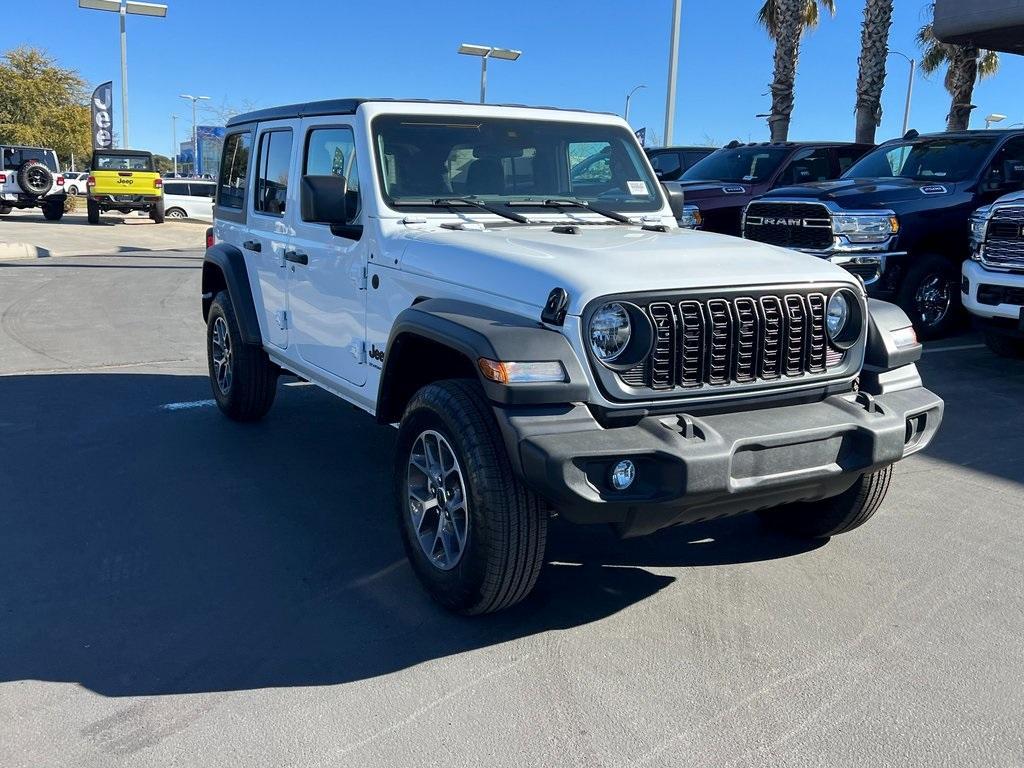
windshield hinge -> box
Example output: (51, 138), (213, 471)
(349, 340), (366, 363)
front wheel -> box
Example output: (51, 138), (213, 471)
(165, 207), (187, 219)
(206, 290), (279, 421)
(896, 255), (961, 340)
(395, 379), (548, 615)
(41, 201), (64, 221)
(758, 465), (893, 538)
(67, 185), (79, 196)
(984, 331), (1024, 359)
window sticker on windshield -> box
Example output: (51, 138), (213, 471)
(627, 180), (648, 196)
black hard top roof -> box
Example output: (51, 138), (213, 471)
(647, 146), (715, 152)
(92, 148), (154, 156)
(225, 97), (614, 128)
(885, 129), (1024, 143)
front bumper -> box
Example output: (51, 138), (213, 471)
(962, 259), (1024, 324)
(794, 246), (905, 288)
(498, 382), (942, 537)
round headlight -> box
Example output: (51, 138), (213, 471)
(826, 292), (850, 339)
(590, 302), (632, 362)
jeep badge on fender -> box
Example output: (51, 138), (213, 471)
(201, 98), (943, 615)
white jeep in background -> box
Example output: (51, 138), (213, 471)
(0, 145), (67, 220)
(201, 98), (943, 614)
(965, 190), (1024, 357)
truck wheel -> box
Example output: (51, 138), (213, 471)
(206, 290), (279, 421)
(42, 201), (64, 221)
(150, 199), (165, 224)
(896, 255), (960, 340)
(758, 465), (893, 538)
(0, 205), (11, 215)
(395, 379), (548, 615)
(86, 198), (100, 224)
(984, 331), (1024, 359)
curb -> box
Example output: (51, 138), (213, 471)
(0, 242), (45, 260)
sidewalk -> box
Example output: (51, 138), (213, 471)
(0, 207), (206, 258)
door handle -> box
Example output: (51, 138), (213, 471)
(284, 250), (308, 265)
(242, 240), (262, 253)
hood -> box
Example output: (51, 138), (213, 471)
(992, 189), (1024, 207)
(396, 223), (857, 316)
(765, 177), (958, 209)
(669, 180), (757, 208)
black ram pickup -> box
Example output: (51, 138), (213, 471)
(745, 129), (1024, 338)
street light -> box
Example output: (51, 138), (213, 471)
(170, 114), (179, 176)
(624, 84), (646, 125)
(985, 113), (1007, 129)
(457, 43), (521, 104)
(78, 0), (168, 148)
(664, 0), (682, 146)
(180, 94), (210, 176)
(888, 50), (916, 136)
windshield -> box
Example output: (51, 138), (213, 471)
(92, 153), (154, 171)
(680, 146), (790, 183)
(843, 138), (997, 182)
(372, 115), (661, 213)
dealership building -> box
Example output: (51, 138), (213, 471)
(177, 126), (225, 176)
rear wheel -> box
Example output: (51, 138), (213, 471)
(0, 204), (11, 215)
(41, 201), (64, 221)
(896, 255), (960, 340)
(758, 465), (893, 538)
(395, 379), (547, 615)
(165, 207), (187, 219)
(207, 290), (279, 421)
(149, 199), (165, 224)
(86, 198), (100, 224)
(67, 185), (79, 196)
(984, 331), (1024, 359)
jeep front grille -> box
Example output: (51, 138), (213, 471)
(620, 291), (836, 391)
(744, 202), (834, 251)
(983, 206), (1024, 270)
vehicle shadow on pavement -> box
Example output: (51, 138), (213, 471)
(0, 373), (822, 697)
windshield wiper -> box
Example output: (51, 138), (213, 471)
(429, 196), (531, 224)
(508, 198), (634, 225)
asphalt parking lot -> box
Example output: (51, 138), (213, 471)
(1, 249), (1022, 767)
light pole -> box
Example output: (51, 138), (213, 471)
(888, 50), (915, 136)
(624, 84), (646, 125)
(457, 43), (521, 104)
(170, 114), (179, 176)
(985, 113), (1007, 129)
(180, 94), (210, 176)
(78, 0), (168, 148)
(664, 0), (682, 146)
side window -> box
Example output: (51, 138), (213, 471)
(649, 152), (682, 180)
(190, 184), (215, 198)
(778, 148), (832, 185)
(836, 146), (867, 175)
(304, 126), (360, 219)
(254, 130), (293, 216)
(682, 150), (710, 169)
(988, 138), (1024, 191)
(218, 132), (251, 209)
(164, 182), (188, 195)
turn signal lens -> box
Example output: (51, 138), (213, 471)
(891, 326), (918, 349)
(478, 358), (566, 384)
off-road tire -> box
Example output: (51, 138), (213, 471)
(984, 331), (1024, 359)
(896, 255), (961, 341)
(16, 161), (53, 197)
(758, 465), (893, 538)
(0, 204), (11, 215)
(41, 201), (64, 221)
(149, 199), (165, 224)
(86, 198), (100, 224)
(206, 290), (278, 421)
(395, 379), (548, 615)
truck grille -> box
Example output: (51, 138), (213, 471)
(619, 291), (837, 391)
(983, 206), (1024, 270)
(744, 202), (834, 250)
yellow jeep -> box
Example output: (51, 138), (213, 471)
(87, 149), (165, 224)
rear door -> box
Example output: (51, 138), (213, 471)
(285, 118), (367, 386)
(247, 120), (297, 350)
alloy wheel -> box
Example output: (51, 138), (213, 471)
(914, 273), (952, 329)
(407, 429), (469, 571)
(211, 316), (233, 394)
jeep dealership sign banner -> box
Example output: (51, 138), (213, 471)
(91, 82), (114, 150)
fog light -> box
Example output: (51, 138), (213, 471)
(610, 459), (636, 491)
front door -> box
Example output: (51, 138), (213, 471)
(285, 119), (368, 386)
(247, 120), (297, 349)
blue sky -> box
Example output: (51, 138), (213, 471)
(7, 0), (1024, 155)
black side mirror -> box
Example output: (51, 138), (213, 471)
(662, 182), (685, 219)
(301, 175), (350, 225)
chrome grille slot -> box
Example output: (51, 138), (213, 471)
(984, 206), (1024, 270)
(806, 293), (827, 373)
(783, 295), (807, 376)
(733, 298), (759, 383)
(648, 302), (675, 389)
(759, 296), (784, 380)
(677, 300), (705, 388)
(705, 299), (733, 385)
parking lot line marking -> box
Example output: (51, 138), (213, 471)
(159, 399), (216, 411)
(922, 343), (986, 354)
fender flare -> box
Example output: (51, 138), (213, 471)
(864, 298), (922, 371)
(202, 243), (262, 345)
(378, 298), (590, 413)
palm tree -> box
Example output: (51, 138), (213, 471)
(917, 6), (999, 131)
(854, 0), (894, 144)
(758, 0), (837, 142)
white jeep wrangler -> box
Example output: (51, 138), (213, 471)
(0, 145), (67, 220)
(202, 99), (944, 614)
